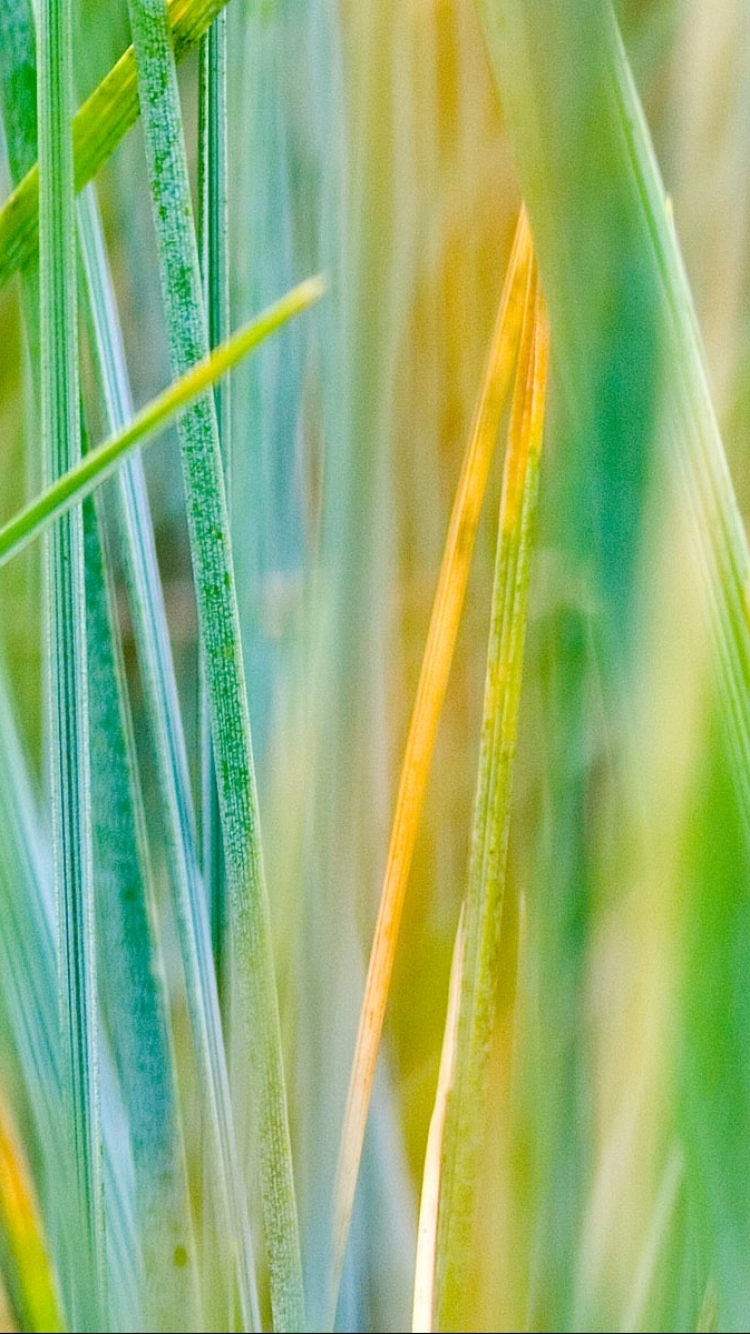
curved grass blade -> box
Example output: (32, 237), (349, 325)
(124, 4), (305, 1325)
(0, 0), (232, 295)
(0, 277), (324, 570)
(0, 1092), (64, 1333)
(434, 268), (550, 1332)
(411, 907), (465, 1334)
(38, 2), (104, 1325)
(198, 8), (229, 993)
(329, 211), (531, 1319)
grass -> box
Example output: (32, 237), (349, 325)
(3, 1), (750, 1331)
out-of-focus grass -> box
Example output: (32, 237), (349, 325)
(3, 1), (750, 1331)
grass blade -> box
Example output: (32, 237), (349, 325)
(434, 268), (549, 1330)
(330, 210), (531, 1317)
(477, 5), (750, 1320)
(76, 176), (251, 1332)
(126, 1), (304, 1325)
(0, 277), (324, 570)
(82, 478), (201, 1330)
(411, 907), (465, 1334)
(0, 1091), (63, 1333)
(38, 0), (104, 1324)
(0, 0), (232, 295)
(198, 8), (229, 989)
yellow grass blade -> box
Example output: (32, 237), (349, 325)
(434, 267), (550, 1329)
(411, 906), (466, 1334)
(0, 1096), (64, 1332)
(329, 209), (533, 1317)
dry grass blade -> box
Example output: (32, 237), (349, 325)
(329, 209), (532, 1317)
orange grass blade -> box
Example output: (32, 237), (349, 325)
(329, 209), (533, 1318)
(0, 1096), (64, 1332)
(411, 906), (466, 1334)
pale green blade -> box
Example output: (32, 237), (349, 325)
(197, 9), (229, 997)
(38, 1), (104, 1324)
(77, 174), (242, 1330)
(124, 3), (305, 1326)
(82, 481), (201, 1331)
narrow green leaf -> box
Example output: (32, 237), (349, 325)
(77, 176), (245, 1331)
(0, 665), (144, 1332)
(82, 480), (201, 1331)
(198, 9), (229, 994)
(37, 1), (104, 1325)
(434, 271), (549, 1330)
(0, 0), (232, 295)
(0, 277), (324, 570)
(124, 1), (305, 1326)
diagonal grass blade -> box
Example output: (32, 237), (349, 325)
(329, 210), (531, 1320)
(0, 0), (232, 295)
(434, 268), (550, 1331)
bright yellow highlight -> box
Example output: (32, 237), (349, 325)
(0, 1096), (63, 1332)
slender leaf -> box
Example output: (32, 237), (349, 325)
(0, 0), (232, 295)
(330, 211), (531, 1319)
(124, 3), (305, 1325)
(82, 477), (201, 1331)
(38, 0), (104, 1325)
(198, 9), (229, 991)
(477, 2), (750, 1322)
(0, 277), (325, 570)
(435, 269), (549, 1330)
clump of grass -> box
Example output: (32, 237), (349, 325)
(3, 2), (750, 1332)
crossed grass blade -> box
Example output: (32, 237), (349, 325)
(0, 278), (324, 569)
(0, 0), (231, 294)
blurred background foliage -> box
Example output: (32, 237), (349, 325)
(3, 0), (750, 1330)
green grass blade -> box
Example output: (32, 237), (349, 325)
(38, 1), (104, 1325)
(124, 2), (305, 1325)
(477, 1), (750, 1323)
(477, 0), (750, 821)
(0, 277), (324, 570)
(0, 664), (146, 1331)
(198, 9), (229, 991)
(0, 0), (36, 183)
(0, 0), (232, 295)
(434, 271), (549, 1330)
(82, 479), (201, 1331)
(77, 182), (258, 1333)
(78, 175), (255, 1328)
